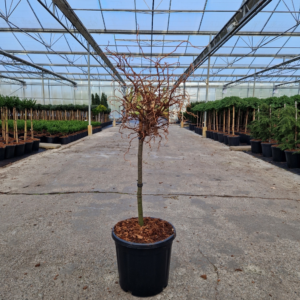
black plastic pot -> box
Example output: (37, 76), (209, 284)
(46, 136), (54, 143)
(251, 140), (262, 154)
(0, 146), (5, 160)
(285, 150), (300, 168)
(60, 136), (70, 145)
(53, 136), (60, 144)
(24, 141), (33, 154)
(217, 133), (224, 143)
(261, 143), (275, 157)
(112, 221), (176, 297)
(189, 124), (195, 131)
(195, 127), (198, 134)
(206, 130), (211, 138)
(245, 134), (252, 145)
(199, 128), (202, 135)
(213, 132), (219, 141)
(5, 144), (15, 159)
(15, 143), (25, 156)
(228, 136), (240, 146)
(271, 146), (286, 162)
(223, 135), (228, 145)
(239, 133), (246, 143)
(32, 139), (40, 151)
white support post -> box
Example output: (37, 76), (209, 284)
(113, 80), (116, 127)
(22, 84), (25, 100)
(42, 73), (45, 104)
(203, 34), (212, 137)
(253, 69), (256, 97)
(87, 44), (92, 135)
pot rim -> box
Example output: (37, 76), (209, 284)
(112, 217), (176, 249)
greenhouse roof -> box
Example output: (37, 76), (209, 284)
(0, 0), (300, 89)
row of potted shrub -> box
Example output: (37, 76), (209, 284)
(1, 120), (102, 145)
(0, 95), (111, 122)
(186, 95), (300, 169)
(0, 137), (40, 161)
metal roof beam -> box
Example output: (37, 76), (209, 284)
(0, 49), (77, 86)
(1, 28), (300, 36)
(51, 0), (125, 85)
(224, 55), (300, 88)
(2, 71), (299, 78)
(2, 62), (298, 70)
(5, 77), (288, 85)
(174, 0), (272, 87)
(3, 50), (297, 58)
(0, 74), (26, 85)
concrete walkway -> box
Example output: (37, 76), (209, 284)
(1, 125), (300, 300)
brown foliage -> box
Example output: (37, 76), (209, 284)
(106, 35), (193, 147)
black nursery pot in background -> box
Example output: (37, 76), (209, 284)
(285, 151), (300, 168)
(228, 136), (240, 146)
(112, 223), (176, 297)
(189, 124), (195, 131)
(213, 132), (219, 141)
(0, 146), (6, 160)
(24, 141), (33, 154)
(32, 139), (40, 151)
(261, 143), (275, 157)
(15, 143), (25, 156)
(223, 135), (229, 145)
(251, 140), (262, 154)
(217, 133), (224, 143)
(5, 144), (15, 159)
(206, 130), (211, 138)
(271, 146), (286, 162)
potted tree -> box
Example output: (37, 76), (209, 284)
(107, 43), (188, 297)
(278, 105), (300, 168)
(251, 103), (277, 157)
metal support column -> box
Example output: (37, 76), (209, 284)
(203, 34), (212, 137)
(42, 73), (45, 104)
(88, 44), (92, 135)
(298, 82), (300, 95)
(22, 84), (25, 99)
(74, 86), (76, 105)
(253, 69), (256, 97)
(113, 80), (116, 127)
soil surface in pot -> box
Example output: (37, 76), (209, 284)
(227, 134), (239, 137)
(114, 217), (174, 244)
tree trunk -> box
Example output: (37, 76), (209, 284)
(216, 110), (218, 132)
(31, 108), (33, 139)
(237, 108), (240, 132)
(137, 137), (144, 226)
(24, 108), (27, 141)
(232, 105), (235, 136)
(5, 108), (8, 144)
(1, 108), (4, 139)
(253, 108), (255, 121)
(245, 108), (249, 133)
(15, 109), (18, 143)
(223, 109), (225, 133)
(228, 108), (230, 135)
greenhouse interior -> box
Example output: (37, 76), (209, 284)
(1, 0), (300, 299)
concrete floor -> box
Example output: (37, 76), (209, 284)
(1, 125), (300, 300)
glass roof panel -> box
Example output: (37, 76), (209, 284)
(168, 13), (202, 31)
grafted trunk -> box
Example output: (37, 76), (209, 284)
(137, 137), (144, 226)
